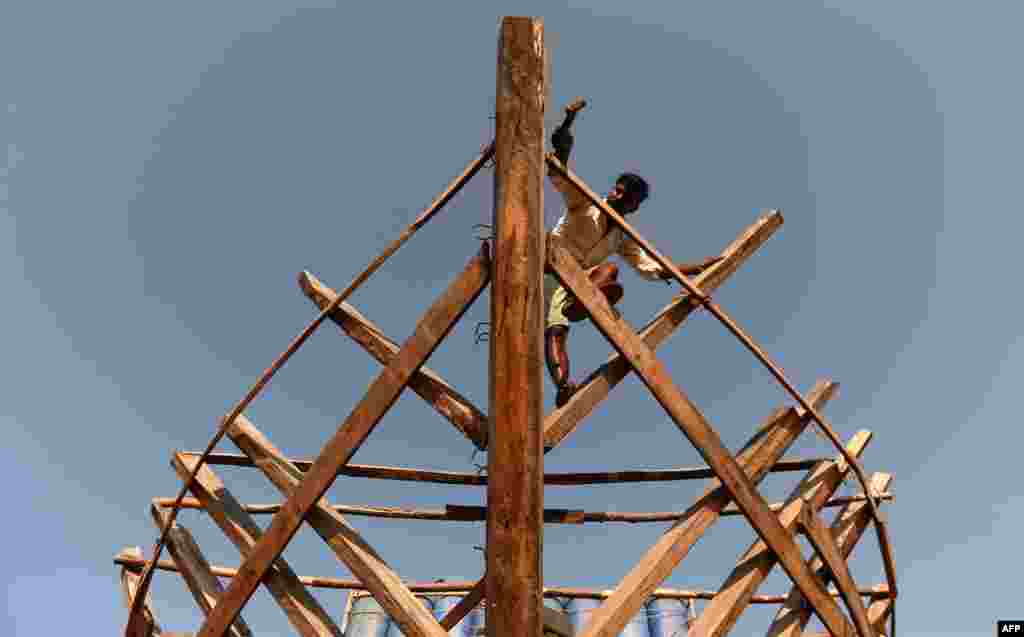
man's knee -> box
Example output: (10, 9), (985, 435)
(593, 263), (619, 280)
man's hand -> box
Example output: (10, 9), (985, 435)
(551, 97), (587, 166)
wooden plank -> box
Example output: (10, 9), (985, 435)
(196, 247), (490, 637)
(766, 474), (893, 637)
(543, 211), (782, 450)
(439, 577), (486, 630)
(150, 506), (253, 637)
(171, 454), (343, 637)
(227, 415), (448, 637)
(574, 379), (836, 637)
(548, 241), (855, 637)
(299, 271), (488, 449)
(120, 546), (163, 637)
(687, 432), (872, 637)
(488, 16), (547, 637)
(183, 452), (824, 485)
(799, 506), (876, 637)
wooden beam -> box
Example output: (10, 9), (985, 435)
(548, 241), (855, 637)
(196, 247), (490, 637)
(488, 16), (547, 637)
(439, 577), (486, 630)
(687, 431), (872, 637)
(183, 452), (824, 485)
(804, 596), (893, 637)
(799, 506), (876, 637)
(171, 454), (343, 637)
(120, 546), (163, 637)
(298, 271), (488, 449)
(544, 211), (783, 450)
(227, 415), (448, 637)
(114, 553), (890, 604)
(766, 474), (893, 637)
(150, 506), (253, 637)
(574, 379), (836, 637)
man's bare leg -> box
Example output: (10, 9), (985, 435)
(544, 326), (577, 407)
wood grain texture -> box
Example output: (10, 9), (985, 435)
(687, 431), (872, 637)
(227, 415), (448, 637)
(195, 247), (490, 637)
(487, 16), (547, 637)
(170, 454), (343, 637)
(149, 507), (253, 637)
(120, 546), (163, 637)
(543, 211), (783, 450)
(299, 270), (488, 449)
(549, 240), (855, 637)
(766, 474), (893, 637)
(799, 506), (876, 637)
(574, 379), (836, 637)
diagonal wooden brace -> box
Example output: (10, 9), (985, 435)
(573, 379), (835, 637)
(548, 240), (856, 637)
(687, 431), (872, 637)
(226, 415), (449, 637)
(543, 211), (783, 450)
(195, 247), (490, 637)
(299, 271), (488, 449)
(150, 506), (253, 637)
(766, 473), (893, 637)
(439, 576), (486, 631)
(803, 595), (893, 637)
(171, 454), (343, 637)
(799, 506), (876, 637)
(121, 546), (164, 637)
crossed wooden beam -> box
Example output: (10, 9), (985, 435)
(119, 16), (896, 637)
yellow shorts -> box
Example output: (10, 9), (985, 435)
(544, 274), (571, 329)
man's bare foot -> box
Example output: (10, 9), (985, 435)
(556, 381), (578, 408)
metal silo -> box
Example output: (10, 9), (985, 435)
(646, 598), (690, 637)
(346, 594), (392, 637)
(564, 598), (602, 636)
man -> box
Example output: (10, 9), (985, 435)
(544, 99), (721, 407)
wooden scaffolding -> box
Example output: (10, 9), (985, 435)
(116, 17), (898, 637)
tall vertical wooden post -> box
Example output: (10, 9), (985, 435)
(487, 15), (546, 637)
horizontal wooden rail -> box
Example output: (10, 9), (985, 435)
(115, 553), (889, 603)
(182, 451), (826, 485)
(153, 492), (892, 522)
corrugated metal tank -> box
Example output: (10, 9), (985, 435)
(345, 594), (391, 637)
(646, 599), (689, 637)
(345, 592), (691, 637)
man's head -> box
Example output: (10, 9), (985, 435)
(607, 172), (649, 214)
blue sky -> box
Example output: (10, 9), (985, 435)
(3, 2), (1021, 636)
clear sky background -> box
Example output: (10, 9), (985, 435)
(3, 2), (1021, 636)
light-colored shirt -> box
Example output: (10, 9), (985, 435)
(548, 170), (665, 281)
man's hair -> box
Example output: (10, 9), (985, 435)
(616, 173), (650, 203)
